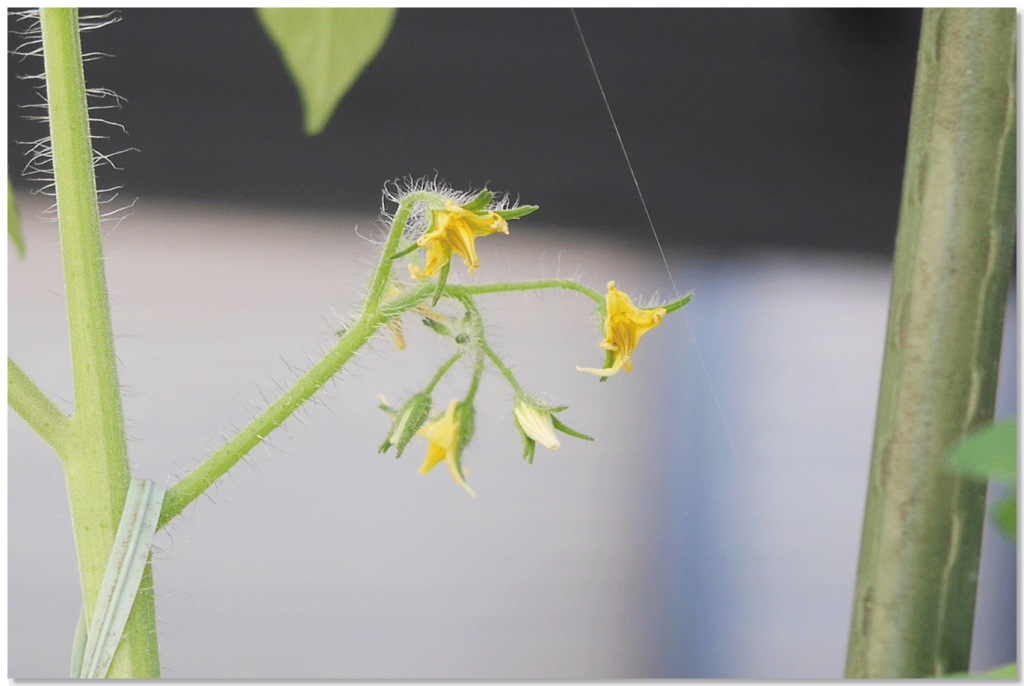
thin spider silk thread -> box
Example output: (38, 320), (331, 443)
(570, 8), (741, 462)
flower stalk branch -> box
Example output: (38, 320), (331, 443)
(159, 191), (424, 528)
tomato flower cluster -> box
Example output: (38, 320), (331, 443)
(375, 180), (692, 496)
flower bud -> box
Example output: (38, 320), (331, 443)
(513, 402), (561, 452)
(513, 395), (593, 464)
(379, 392), (432, 458)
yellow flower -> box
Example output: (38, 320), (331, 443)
(409, 199), (509, 279)
(577, 281), (666, 377)
(417, 399), (476, 497)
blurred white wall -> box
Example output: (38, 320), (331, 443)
(8, 196), (1016, 678)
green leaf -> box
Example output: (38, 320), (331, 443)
(992, 491), (1016, 539)
(257, 8), (397, 136)
(945, 419), (1017, 484)
(943, 662), (1016, 678)
(8, 176), (25, 259)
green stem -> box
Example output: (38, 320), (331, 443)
(446, 279), (604, 306)
(8, 356), (72, 460)
(479, 341), (523, 395)
(159, 193), (421, 529)
(423, 352), (463, 394)
(40, 8), (159, 677)
(464, 352), (485, 404)
(845, 9), (1016, 678)
(456, 296), (492, 406)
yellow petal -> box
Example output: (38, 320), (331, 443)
(576, 356), (624, 377)
(414, 399), (476, 497)
(445, 459), (477, 498)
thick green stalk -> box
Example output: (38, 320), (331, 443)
(846, 9), (1016, 678)
(40, 8), (160, 677)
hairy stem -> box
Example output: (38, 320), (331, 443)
(159, 193), (420, 528)
(424, 352), (464, 394)
(446, 279), (604, 306)
(40, 8), (160, 677)
(480, 341), (523, 395)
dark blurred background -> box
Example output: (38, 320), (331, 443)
(8, 8), (922, 254)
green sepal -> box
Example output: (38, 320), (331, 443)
(388, 241), (419, 261)
(551, 415), (594, 442)
(494, 205), (539, 221)
(662, 292), (694, 314)
(452, 400), (475, 482)
(431, 260), (450, 307)
(599, 349), (615, 383)
(461, 189), (494, 212)
(512, 412), (537, 464)
(421, 317), (453, 338)
(379, 392), (432, 458)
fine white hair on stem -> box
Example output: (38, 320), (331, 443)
(379, 175), (535, 245)
(10, 9), (137, 221)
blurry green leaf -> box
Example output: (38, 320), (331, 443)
(257, 8), (396, 136)
(9, 176), (25, 259)
(945, 419), (1016, 484)
(943, 662), (1016, 678)
(992, 491), (1016, 539)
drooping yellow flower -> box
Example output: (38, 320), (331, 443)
(417, 399), (476, 497)
(577, 281), (666, 377)
(409, 199), (509, 279)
